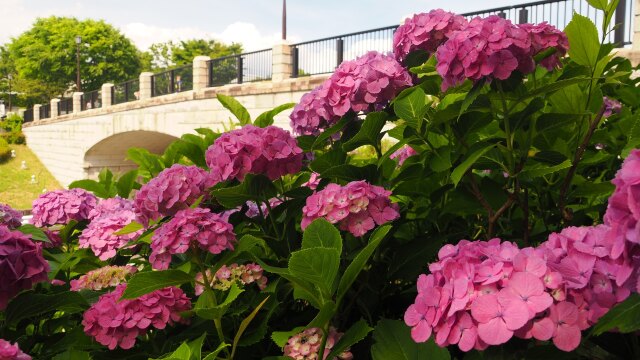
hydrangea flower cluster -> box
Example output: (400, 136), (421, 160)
(79, 198), (142, 260)
(0, 203), (22, 229)
(133, 164), (215, 226)
(0, 225), (50, 310)
(302, 180), (400, 237)
(290, 51), (411, 136)
(303, 172), (321, 191)
(70, 265), (137, 291)
(31, 188), (97, 227)
(206, 125), (304, 182)
(393, 9), (467, 62)
(0, 339), (31, 360)
(150, 208), (236, 270)
(518, 22), (569, 70)
(603, 96), (622, 118)
(283, 327), (353, 360)
(195, 263), (267, 295)
(82, 285), (191, 350)
(390, 145), (418, 166)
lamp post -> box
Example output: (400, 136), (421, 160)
(282, 0), (287, 40)
(7, 74), (11, 113)
(75, 35), (82, 91)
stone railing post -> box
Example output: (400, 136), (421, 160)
(33, 104), (41, 122)
(139, 72), (153, 100)
(50, 98), (60, 119)
(73, 92), (83, 114)
(102, 83), (114, 107)
(193, 56), (211, 91)
(272, 42), (292, 82)
(18, 109), (25, 118)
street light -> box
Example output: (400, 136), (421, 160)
(7, 74), (12, 113)
(75, 35), (82, 91)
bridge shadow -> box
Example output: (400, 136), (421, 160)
(84, 130), (178, 179)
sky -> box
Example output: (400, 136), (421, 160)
(0, 0), (529, 51)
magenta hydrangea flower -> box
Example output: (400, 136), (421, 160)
(0, 204), (22, 229)
(0, 339), (31, 360)
(393, 9), (467, 62)
(0, 225), (50, 310)
(150, 208), (236, 270)
(603, 97), (622, 118)
(519, 22), (568, 70)
(390, 145), (418, 166)
(206, 125), (303, 182)
(195, 263), (267, 295)
(31, 188), (97, 227)
(79, 203), (142, 261)
(88, 197), (135, 221)
(134, 164), (216, 226)
(283, 327), (353, 360)
(70, 265), (137, 291)
(290, 82), (341, 136)
(302, 181), (400, 237)
(82, 284), (191, 350)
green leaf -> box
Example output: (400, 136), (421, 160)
(116, 169), (139, 198)
(520, 160), (572, 178)
(325, 319), (372, 360)
(52, 350), (92, 360)
(519, 78), (590, 104)
(17, 224), (50, 243)
(450, 143), (495, 187)
(312, 116), (351, 150)
(212, 174), (277, 208)
(151, 342), (191, 360)
(591, 293), (640, 335)
(459, 79), (485, 119)
(5, 291), (88, 326)
(342, 112), (388, 152)
(301, 218), (342, 254)
(215, 235), (268, 270)
(255, 103), (295, 127)
(394, 87), (426, 128)
(289, 248), (340, 298)
(587, 0), (607, 10)
(202, 342), (230, 360)
(188, 333), (207, 360)
(256, 260), (323, 308)
(308, 301), (337, 328)
(337, 225), (390, 303)
(195, 284), (244, 320)
(272, 327), (306, 348)
(172, 139), (207, 168)
(122, 270), (193, 299)
(113, 220), (144, 235)
(565, 12), (600, 69)
(371, 319), (450, 360)
(217, 93), (251, 125)
(68, 179), (108, 198)
(231, 296), (270, 359)
(127, 147), (165, 177)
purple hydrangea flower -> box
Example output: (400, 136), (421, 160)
(31, 189), (97, 227)
(0, 203), (22, 229)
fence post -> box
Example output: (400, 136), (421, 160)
(273, 43), (293, 81)
(236, 56), (244, 84)
(50, 98), (60, 119)
(139, 72), (153, 100)
(336, 39), (344, 68)
(193, 56), (211, 91)
(33, 104), (41, 122)
(518, 8), (529, 24)
(615, 0), (628, 45)
(18, 109), (24, 118)
(498, 11), (506, 19)
(73, 92), (83, 114)
(102, 83), (114, 107)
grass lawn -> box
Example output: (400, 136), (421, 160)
(0, 144), (62, 210)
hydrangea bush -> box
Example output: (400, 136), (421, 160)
(2, 2), (640, 359)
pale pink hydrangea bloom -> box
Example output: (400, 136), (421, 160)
(390, 145), (418, 166)
(31, 188), (97, 227)
(0, 203), (22, 229)
(134, 164), (216, 226)
(70, 265), (137, 291)
(150, 208), (236, 270)
(0, 339), (31, 360)
(194, 263), (267, 295)
(82, 285), (191, 350)
(283, 327), (353, 360)
(393, 9), (467, 62)
(0, 225), (50, 310)
(302, 180), (400, 237)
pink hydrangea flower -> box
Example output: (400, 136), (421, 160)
(290, 82), (341, 136)
(245, 198), (283, 218)
(393, 9), (467, 62)
(302, 172), (321, 191)
(603, 97), (622, 118)
(194, 263), (267, 295)
(390, 145), (418, 166)
(134, 164), (216, 226)
(206, 125), (303, 182)
(519, 22), (568, 70)
(0, 225), (50, 310)
(70, 265), (137, 291)
(150, 208), (235, 270)
(302, 181), (400, 237)
(284, 327), (353, 360)
(88, 197), (135, 221)
(79, 201), (142, 260)
(548, 302), (582, 352)
(0, 204), (22, 229)
(0, 339), (31, 360)
(82, 284), (191, 350)
(31, 188), (97, 227)
(471, 292), (529, 345)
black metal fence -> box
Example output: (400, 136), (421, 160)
(39, 104), (50, 119)
(112, 79), (139, 105)
(81, 90), (102, 110)
(152, 65), (193, 97)
(58, 97), (73, 115)
(23, 108), (33, 123)
(208, 49), (272, 87)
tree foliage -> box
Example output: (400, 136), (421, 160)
(144, 39), (242, 70)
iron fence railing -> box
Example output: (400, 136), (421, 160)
(208, 49), (272, 87)
(112, 79), (140, 105)
(39, 104), (50, 119)
(58, 97), (73, 115)
(23, 108), (33, 123)
(152, 65), (193, 97)
(81, 90), (102, 110)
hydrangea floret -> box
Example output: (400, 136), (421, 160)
(283, 327), (353, 360)
(195, 263), (267, 295)
(0, 204), (22, 229)
(70, 265), (137, 291)
(390, 145), (418, 166)
(0, 339), (31, 360)
(31, 188), (97, 227)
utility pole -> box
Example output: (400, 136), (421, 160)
(7, 74), (12, 113)
(282, 0), (287, 41)
(75, 35), (82, 91)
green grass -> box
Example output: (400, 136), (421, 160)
(0, 144), (62, 210)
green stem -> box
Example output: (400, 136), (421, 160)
(264, 201), (282, 242)
(496, 82), (514, 173)
(316, 322), (331, 360)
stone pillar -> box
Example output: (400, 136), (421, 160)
(73, 92), (83, 113)
(634, 0), (640, 50)
(50, 98), (60, 119)
(272, 42), (292, 82)
(102, 83), (114, 107)
(139, 72), (153, 100)
(193, 56), (211, 91)
(33, 104), (41, 122)
(18, 109), (25, 118)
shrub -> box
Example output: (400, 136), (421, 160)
(0, 138), (11, 163)
(0, 131), (26, 145)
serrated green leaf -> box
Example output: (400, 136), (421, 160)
(17, 224), (50, 243)
(289, 248), (340, 298)
(211, 174), (277, 208)
(271, 327), (306, 348)
(325, 319), (372, 359)
(202, 342), (230, 360)
(587, 0), (607, 10)
(255, 103), (295, 127)
(394, 87), (426, 128)
(231, 296), (270, 358)
(217, 94), (251, 125)
(301, 218), (342, 254)
(116, 169), (139, 198)
(342, 111), (388, 152)
(371, 319), (450, 360)
(591, 293), (640, 335)
(113, 220), (144, 235)
(122, 270), (192, 299)
(5, 291), (88, 326)
(565, 12), (600, 69)
(450, 143), (495, 187)
(195, 284), (244, 320)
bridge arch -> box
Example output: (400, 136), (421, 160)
(84, 130), (178, 179)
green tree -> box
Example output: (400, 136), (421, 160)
(7, 16), (142, 98)
(144, 39), (242, 70)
